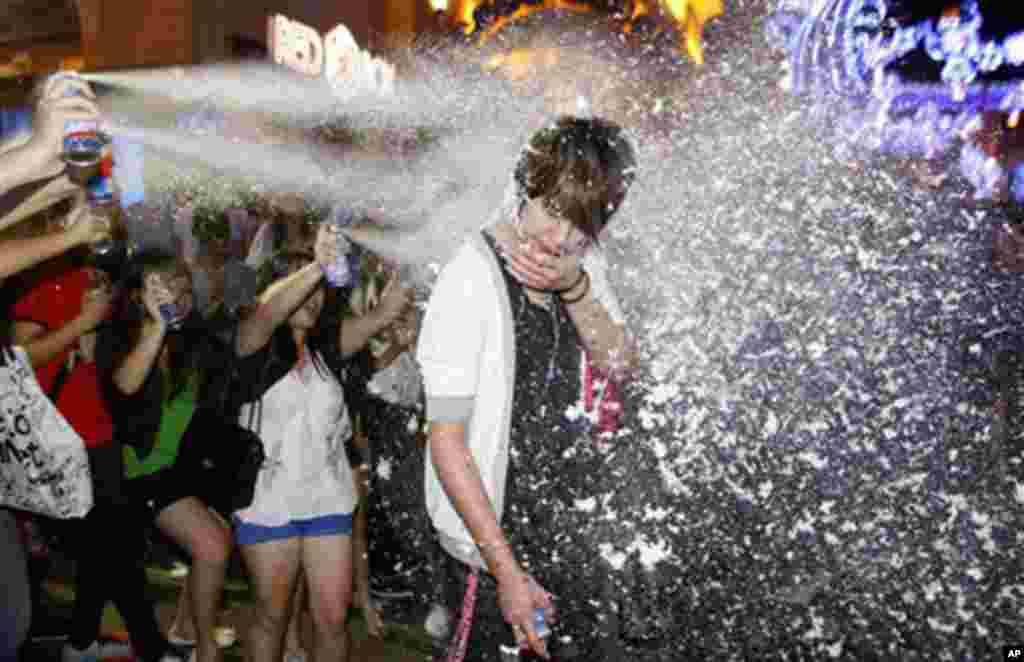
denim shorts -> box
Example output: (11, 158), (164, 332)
(233, 513), (353, 546)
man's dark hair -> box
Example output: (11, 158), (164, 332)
(514, 115), (636, 241)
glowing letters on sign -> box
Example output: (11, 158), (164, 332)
(267, 15), (396, 97)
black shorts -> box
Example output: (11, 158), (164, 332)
(123, 462), (223, 521)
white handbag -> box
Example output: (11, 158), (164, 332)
(0, 346), (93, 518)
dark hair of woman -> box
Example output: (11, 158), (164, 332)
(264, 250), (347, 387)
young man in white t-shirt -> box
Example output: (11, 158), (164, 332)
(418, 115), (638, 661)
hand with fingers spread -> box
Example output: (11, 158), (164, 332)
(498, 233), (584, 294)
(26, 75), (101, 179)
(496, 568), (554, 659)
(142, 273), (175, 331)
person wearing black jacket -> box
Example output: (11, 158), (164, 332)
(97, 249), (240, 662)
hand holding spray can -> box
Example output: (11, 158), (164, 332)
(158, 302), (188, 331)
(145, 272), (188, 331)
(45, 71), (121, 262)
(531, 607), (550, 641)
(319, 205), (356, 287)
(48, 72), (106, 177)
(506, 608), (551, 661)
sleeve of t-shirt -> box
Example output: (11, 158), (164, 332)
(10, 277), (58, 330)
(228, 334), (278, 410)
(416, 244), (488, 423)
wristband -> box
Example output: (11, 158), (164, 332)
(560, 270), (591, 304)
(554, 267), (586, 294)
(476, 538), (509, 553)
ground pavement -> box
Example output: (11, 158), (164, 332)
(20, 554), (432, 662)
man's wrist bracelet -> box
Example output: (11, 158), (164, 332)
(476, 538), (508, 554)
(560, 270), (591, 304)
(554, 267), (587, 294)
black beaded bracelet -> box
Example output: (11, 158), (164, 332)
(554, 267), (587, 294)
(560, 270), (591, 304)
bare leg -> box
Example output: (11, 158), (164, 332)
(352, 469), (383, 636)
(283, 574), (306, 657)
(352, 464), (370, 611)
(239, 537), (302, 662)
(157, 499), (232, 662)
(301, 534), (353, 662)
(170, 582), (194, 642)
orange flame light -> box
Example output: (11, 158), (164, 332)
(452, 0), (479, 33)
(446, 0), (722, 64)
(479, 1), (596, 41)
(663, 0), (723, 65)
(631, 0), (656, 20)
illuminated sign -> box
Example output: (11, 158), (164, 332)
(267, 14), (396, 97)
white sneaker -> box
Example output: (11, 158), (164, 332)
(61, 640), (134, 662)
(167, 624), (236, 649)
(168, 562), (190, 578)
(166, 623), (195, 647)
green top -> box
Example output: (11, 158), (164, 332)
(124, 376), (198, 480)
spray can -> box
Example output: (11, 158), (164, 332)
(514, 608), (551, 660)
(158, 302), (188, 331)
(322, 205), (356, 287)
(50, 71), (105, 175)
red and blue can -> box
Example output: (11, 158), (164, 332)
(49, 72), (104, 168)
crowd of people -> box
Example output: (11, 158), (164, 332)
(2, 72), (638, 662)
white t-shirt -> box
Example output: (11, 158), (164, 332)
(234, 359), (356, 526)
(418, 231), (625, 568)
